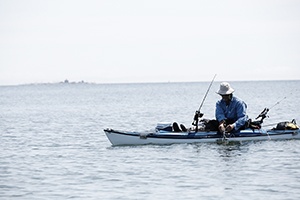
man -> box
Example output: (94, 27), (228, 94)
(215, 82), (248, 133)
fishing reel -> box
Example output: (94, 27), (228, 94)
(255, 108), (269, 123)
(192, 110), (204, 126)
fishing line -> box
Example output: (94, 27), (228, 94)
(269, 96), (287, 110)
(222, 131), (227, 141)
(266, 131), (271, 140)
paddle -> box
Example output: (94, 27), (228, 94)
(192, 74), (217, 132)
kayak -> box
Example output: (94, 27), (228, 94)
(104, 77), (300, 146)
(104, 121), (300, 146)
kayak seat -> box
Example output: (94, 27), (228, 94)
(172, 122), (187, 132)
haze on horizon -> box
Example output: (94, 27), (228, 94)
(1, 0), (300, 86)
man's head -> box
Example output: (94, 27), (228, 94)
(217, 82), (234, 95)
(217, 82), (234, 103)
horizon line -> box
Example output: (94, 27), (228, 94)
(0, 78), (300, 87)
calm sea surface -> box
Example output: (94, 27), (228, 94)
(1, 81), (300, 200)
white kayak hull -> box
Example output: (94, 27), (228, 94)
(104, 128), (300, 146)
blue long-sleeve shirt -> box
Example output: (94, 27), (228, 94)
(215, 96), (248, 131)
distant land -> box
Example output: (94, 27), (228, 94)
(16, 79), (96, 86)
(59, 79), (94, 84)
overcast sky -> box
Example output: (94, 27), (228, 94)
(0, 0), (300, 85)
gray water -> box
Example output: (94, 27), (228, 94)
(1, 81), (300, 199)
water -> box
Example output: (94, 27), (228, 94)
(1, 81), (300, 199)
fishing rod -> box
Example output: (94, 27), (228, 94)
(192, 74), (217, 132)
(255, 96), (287, 124)
(269, 96), (287, 110)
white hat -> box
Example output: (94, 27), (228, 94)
(217, 82), (234, 95)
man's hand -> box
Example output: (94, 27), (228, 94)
(225, 124), (234, 132)
(218, 123), (225, 133)
(219, 122), (234, 133)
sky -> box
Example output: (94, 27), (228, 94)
(0, 0), (300, 85)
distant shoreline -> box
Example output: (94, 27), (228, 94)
(0, 79), (299, 87)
